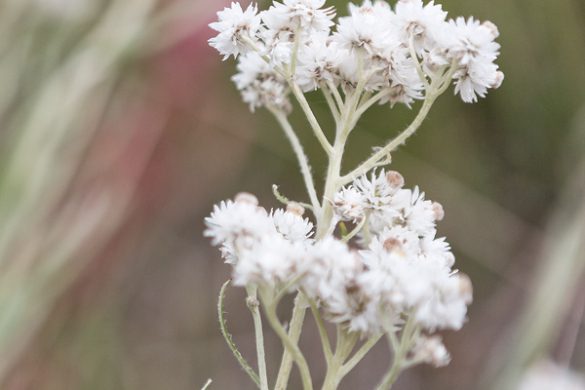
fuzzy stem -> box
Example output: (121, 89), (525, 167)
(340, 91), (436, 185)
(270, 108), (322, 214)
(322, 85), (341, 123)
(274, 293), (309, 390)
(339, 334), (383, 378)
(376, 317), (418, 390)
(261, 289), (313, 390)
(289, 82), (334, 155)
(408, 35), (430, 89)
(342, 217), (366, 242)
(218, 281), (261, 387)
(309, 298), (333, 362)
(326, 81), (344, 110)
(246, 286), (269, 390)
(321, 327), (359, 390)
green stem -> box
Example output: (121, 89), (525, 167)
(322, 85), (341, 123)
(274, 293), (309, 390)
(340, 92), (436, 185)
(246, 286), (269, 390)
(261, 289), (314, 390)
(342, 217), (366, 242)
(321, 327), (359, 390)
(339, 334), (383, 378)
(217, 281), (261, 388)
(376, 317), (418, 390)
(270, 108), (321, 214)
(309, 299), (333, 362)
(289, 82), (333, 155)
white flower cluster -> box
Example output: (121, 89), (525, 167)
(205, 170), (471, 348)
(209, 0), (503, 110)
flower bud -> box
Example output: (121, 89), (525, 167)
(235, 192), (259, 206)
(287, 202), (306, 216)
(456, 273), (473, 304)
(492, 71), (505, 89)
(432, 202), (445, 221)
(386, 170), (404, 189)
(482, 21), (500, 39)
(383, 237), (402, 252)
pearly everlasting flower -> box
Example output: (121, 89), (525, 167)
(206, 0), (498, 378)
(353, 169), (403, 208)
(411, 336), (451, 367)
(262, 0), (335, 39)
(209, 3), (262, 60)
(271, 208), (314, 242)
(412, 271), (471, 330)
(209, 0), (503, 107)
(334, 1), (393, 55)
(232, 52), (291, 112)
(233, 234), (308, 287)
(392, 0), (448, 53)
(333, 186), (368, 222)
(204, 194), (276, 263)
(295, 36), (345, 92)
(448, 17), (504, 103)
(300, 237), (376, 332)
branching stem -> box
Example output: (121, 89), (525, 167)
(246, 285), (269, 390)
(270, 108), (322, 214)
(261, 289), (314, 390)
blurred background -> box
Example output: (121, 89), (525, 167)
(0, 0), (583, 389)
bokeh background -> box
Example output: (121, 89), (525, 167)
(0, 0), (584, 389)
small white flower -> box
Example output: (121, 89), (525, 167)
(232, 52), (291, 112)
(233, 234), (308, 287)
(448, 17), (504, 103)
(204, 197), (275, 248)
(295, 37), (345, 92)
(333, 186), (368, 222)
(301, 237), (376, 332)
(271, 208), (314, 241)
(392, 0), (448, 53)
(413, 272), (471, 331)
(209, 2), (262, 60)
(204, 194), (277, 264)
(411, 336), (451, 367)
(261, 0), (335, 42)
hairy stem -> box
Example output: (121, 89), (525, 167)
(321, 327), (359, 390)
(246, 286), (269, 390)
(341, 93), (436, 185)
(309, 298), (333, 362)
(289, 82), (334, 155)
(376, 317), (418, 390)
(270, 108), (322, 214)
(218, 281), (261, 387)
(261, 290), (313, 390)
(274, 293), (309, 390)
(339, 334), (383, 378)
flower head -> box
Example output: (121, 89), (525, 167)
(209, 3), (262, 60)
